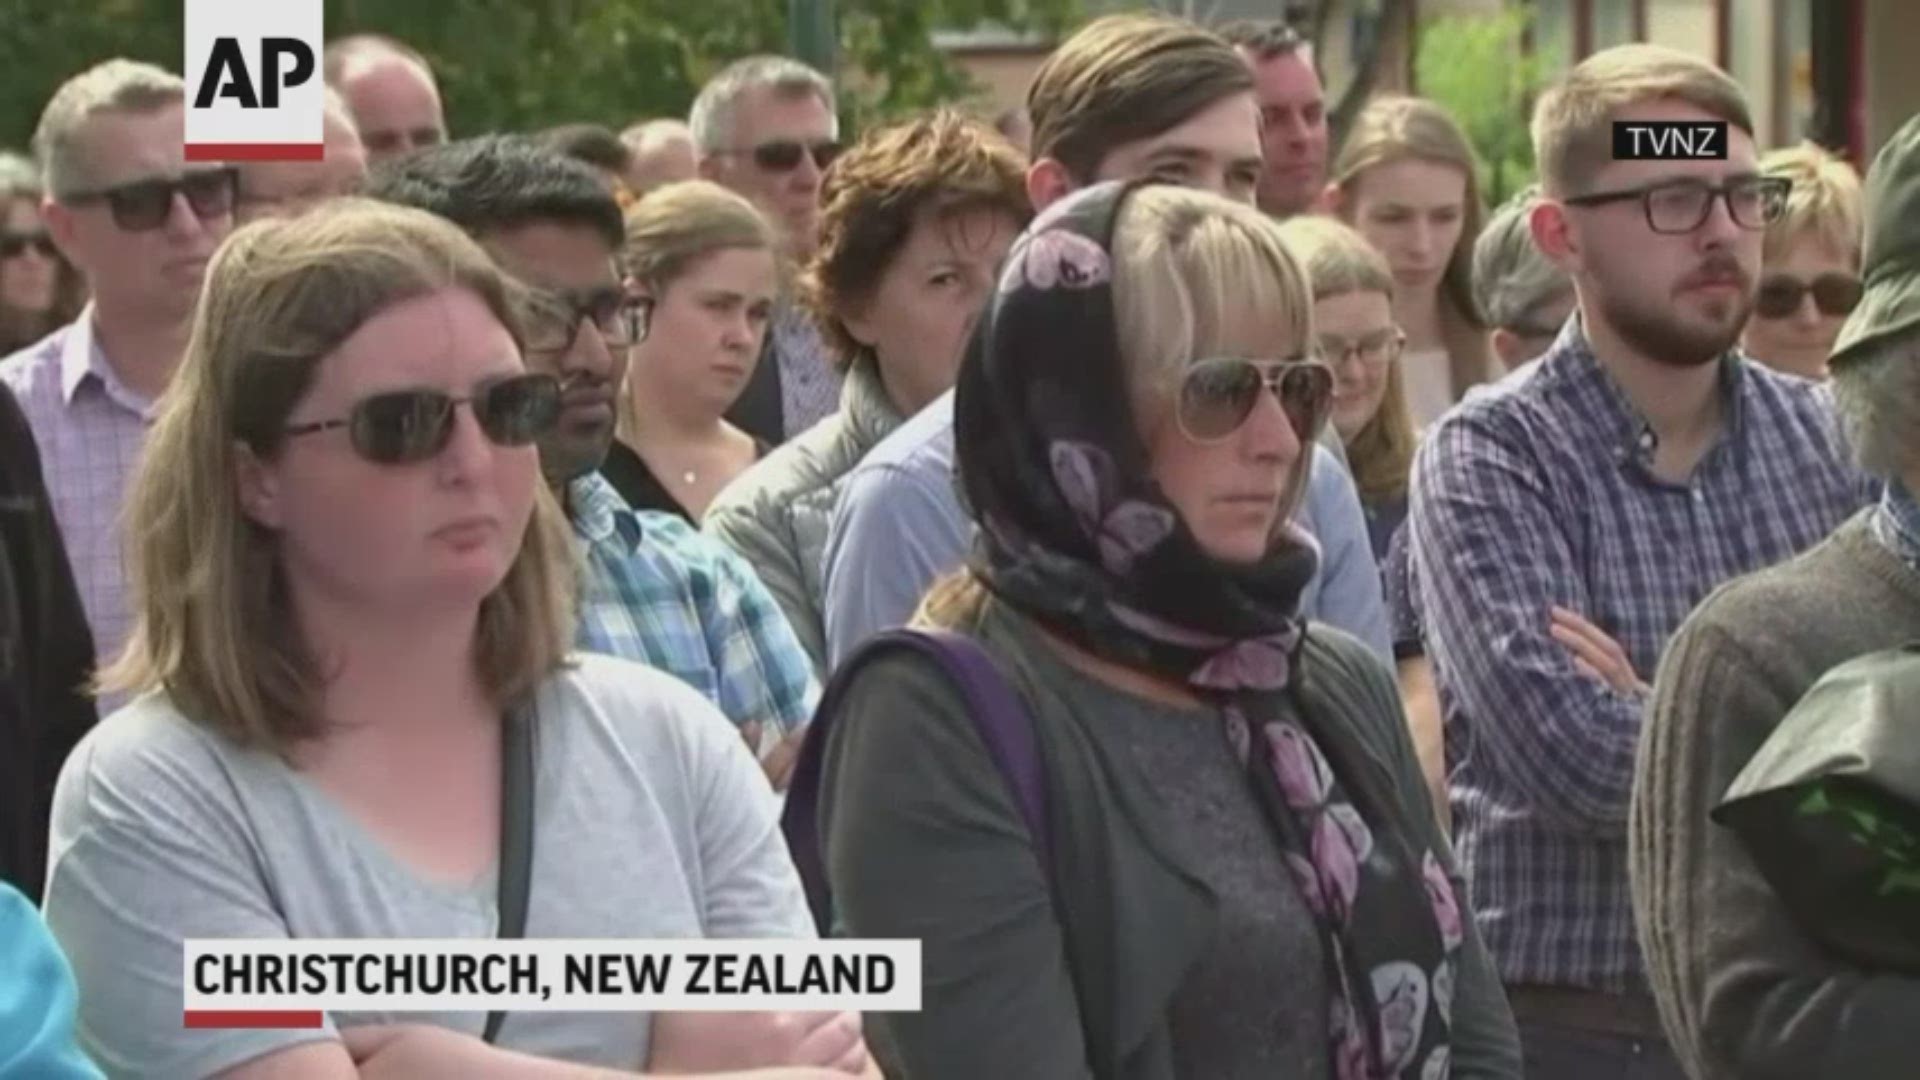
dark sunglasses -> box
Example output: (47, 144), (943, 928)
(0, 231), (57, 259)
(282, 373), (561, 465)
(524, 287), (649, 353)
(63, 168), (238, 232)
(1176, 357), (1334, 445)
(1755, 271), (1863, 320)
(734, 139), (841, 173)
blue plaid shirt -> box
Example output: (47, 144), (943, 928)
(570, 472), (819, 736)
(1871, 482), (1920, 569)
(1408, 321), (1872, 992)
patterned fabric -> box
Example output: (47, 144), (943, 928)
(0, 311), (154, 678)
(1408, 319), (1873, 991)
(1870, 481), (1920, 570)
(770, 304), (843, 440)
(955, 181), (1458, 1079)
(570, 472), (819, 736)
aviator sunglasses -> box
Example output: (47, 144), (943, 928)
(1754, 272), (1863, 320)
(1175, 357), (1335, 445)
(282, 373), (562, 465)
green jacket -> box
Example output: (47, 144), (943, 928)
(1831, 113), (1920, 364)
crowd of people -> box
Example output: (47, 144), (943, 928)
(0, 11), (1913, 1080)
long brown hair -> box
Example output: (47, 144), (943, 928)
(1333, 95), (1497, 396)
(0, 157), (84, 352)
(98, 199), (576, 754)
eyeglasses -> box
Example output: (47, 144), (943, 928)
(1318, 327), (1405, 370)
(1175, 357), (1334, 445)
(62, 168), (238, 232)
(282, 373), (561, 465)
(1755, 271), (1863, 319)
(1562, 175), (1790, 234)
(719, 139), (842, 173)
(0, 231), (56, 259)
(523, 288), (649, 353)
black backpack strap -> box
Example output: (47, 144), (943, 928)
(483, 707), (536, 1044)
(783, 629), (1052, 933)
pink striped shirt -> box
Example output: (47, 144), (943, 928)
(0, 309), (155, 673)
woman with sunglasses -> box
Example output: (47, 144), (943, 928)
(605, 181), (780, 525)
(42, 201), (871, 1080)
(0, 152), (84, 355)
(1741, 142), (1865, 380)
(1328, 97), (1498, 431)
(814, 183), (1518, 1079)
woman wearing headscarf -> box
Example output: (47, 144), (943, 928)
(814, 182), (1518, 1079)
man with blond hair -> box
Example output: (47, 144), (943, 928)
(1406, 44), (1872, 1077)
(0, 59), (237, 678)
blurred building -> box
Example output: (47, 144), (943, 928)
(940, 0), (1917, 169)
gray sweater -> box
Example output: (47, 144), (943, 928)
(1631, 512), (1920, 1079)
(819, 600), (1519, 1079)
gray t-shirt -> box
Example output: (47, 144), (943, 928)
(43, 653), (813, 1079)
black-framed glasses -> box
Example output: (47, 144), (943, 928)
(0, 231), (56, 259)
(1562, 175), (1790, 234)
(719, 139), (841, 173)
(282, 373), (561, 465)
(1318, 327), (1405, 371)
(62, 167), (238, 232)
(1755, 271), (1863, 319)
(523, 287), (649, 353)
(1175, 357), (1334, 445)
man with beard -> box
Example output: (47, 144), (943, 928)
(1405, 44), (1871, 1080)
(368, 137), (818, 782)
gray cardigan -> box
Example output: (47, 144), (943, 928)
(1632, 512), (1920, 1080)
(818, 600), (1520, 1079)
(704, 362), (903, 674)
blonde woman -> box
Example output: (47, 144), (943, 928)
(607, 181), (780, 524)
(1328, 96), (1496, 429)
(42, 200), (869, 1080)
(1280, 215), (1416, 562)
(816, 182), (1518, 1078)
(1741, 141), (1865, 379)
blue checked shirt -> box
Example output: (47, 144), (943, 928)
(1408, 320), (1873, 992)
(571, 472), (819, 737)
(1871, 482), (1920, 569)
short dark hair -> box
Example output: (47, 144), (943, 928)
(541, 123), (633, 176)
(1218, 19), (1306, 60)
(1027, 13), (1253, 184)
(363, 135), (623, 249)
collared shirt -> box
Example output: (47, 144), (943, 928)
(1408, 319), (1872, 992)
(1871, 481), (1920, 569)
(819, 390), (1393, 669)
(570, 472), (819, 740)
(770, 304), (843, 440)
(0, 310), (155, 671)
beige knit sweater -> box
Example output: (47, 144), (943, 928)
(1630, 512), (1920, 1079)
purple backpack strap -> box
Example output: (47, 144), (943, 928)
(782, 628), (1052, 933)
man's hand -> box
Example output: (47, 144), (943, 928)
(1549, 606), (1650, 696)
(741, 723), (806, 791)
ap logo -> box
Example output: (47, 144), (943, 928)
(185, 0), (324, 161)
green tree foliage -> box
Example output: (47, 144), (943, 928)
(0, 0), (1078, 152)
(1414, 4), (1558, 206)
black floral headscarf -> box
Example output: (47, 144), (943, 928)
(954, 180), (1463, 1079)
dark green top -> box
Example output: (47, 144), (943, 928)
(1632, 513), (1920, 1079)
(820, 599), (1519, 1079)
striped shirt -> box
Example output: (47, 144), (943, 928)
(1407, 320), (1872, 992)
(0, 312), (154, 673)
(570, 472), (819, 741)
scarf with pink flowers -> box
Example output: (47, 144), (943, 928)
(954, 180), (1463, 1079)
